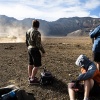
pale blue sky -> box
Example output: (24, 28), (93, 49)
(0, 0), (100, 21)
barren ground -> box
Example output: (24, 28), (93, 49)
(0, 37), (100, 100)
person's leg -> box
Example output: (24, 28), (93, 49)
(29, 48), (41, 84)
(28, 49), (34, 79)
(30, 48), (41, 80)
(29, 66), (39, 84)
(28, 65), (33, 78)
(93, 52), (100, 71)
(96, 62), (100, 71)
(83, 79), (94, 100)
(68, 83), (76, 100)
(31, 67), (39, 79)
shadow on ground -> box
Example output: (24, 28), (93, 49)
(31, 77), (68, 95)
(42, 77), (68, 94)
(29, 77), (100, 100)
(75, 89), (100, 100)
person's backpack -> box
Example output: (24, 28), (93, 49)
(0, 86), (17, 100)
(16, 89), (35, 100)
(0, 85), (35, 100)
(40, 68), (54, 85)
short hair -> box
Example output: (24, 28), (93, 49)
(32, 20), (39, 28)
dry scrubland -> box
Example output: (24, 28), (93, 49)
(0, 37), (100, 100)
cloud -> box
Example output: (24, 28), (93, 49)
(0, 0), (100, 21)
(84, 0), (100, 9)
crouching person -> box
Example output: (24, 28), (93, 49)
(68, 54), (100, 100)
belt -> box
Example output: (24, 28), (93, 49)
(28, 45), (35, 49)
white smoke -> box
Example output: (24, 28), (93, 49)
(39, 29), (45, 41)
(0, 26), (46, 43)
(0, 26), (26, 43)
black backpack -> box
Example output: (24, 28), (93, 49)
(40, 68), (54, 85)
(16, 89), (35, 100)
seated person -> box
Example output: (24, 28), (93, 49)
(68, 54), (100, 100)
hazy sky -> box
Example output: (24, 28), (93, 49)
(0, 0), (100, 21)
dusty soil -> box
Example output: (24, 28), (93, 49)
(0, 37), (100, 100)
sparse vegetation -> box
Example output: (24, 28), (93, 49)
(0, 37), (100, 100)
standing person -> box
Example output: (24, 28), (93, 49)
(26, 20), (45, 84)
(68, 54), (100, 100)
(89, 25), (100, 71)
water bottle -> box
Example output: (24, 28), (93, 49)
(1, 90), (16, 100)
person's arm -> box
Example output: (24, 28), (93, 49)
(77, 63), (97, 81)
(89, 26), (100, 38)
(35, 32), (45, 54)
(26, 32), (29, 47)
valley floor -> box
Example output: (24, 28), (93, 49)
(0, 37), (99, 100)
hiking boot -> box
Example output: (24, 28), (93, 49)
(28, 77), (37, 81)
(29, 77), (39, 85)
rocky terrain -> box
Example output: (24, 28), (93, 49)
(0, 15), (100, 37)
(0, 37), (100, 100)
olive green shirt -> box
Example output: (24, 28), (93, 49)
(26, 28), (45, 53)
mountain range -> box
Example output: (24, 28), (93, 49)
(0, 15), (100, 37)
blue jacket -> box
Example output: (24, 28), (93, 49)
(77, 63), (97, 81)
(89, 25), (100, 52)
